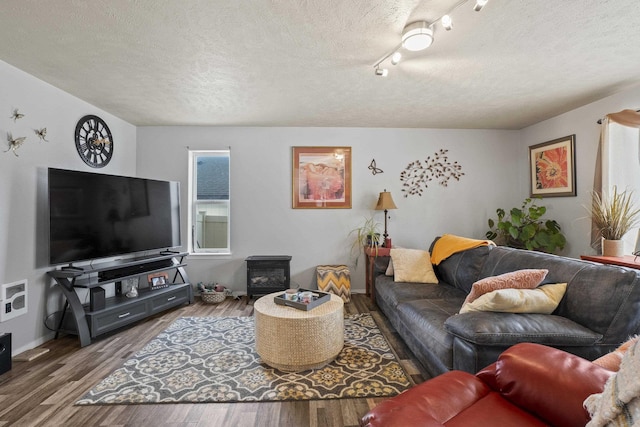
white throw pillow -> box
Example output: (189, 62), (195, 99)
(459, 283), (567, 314)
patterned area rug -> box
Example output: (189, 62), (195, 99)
(76, 313), (412, 404)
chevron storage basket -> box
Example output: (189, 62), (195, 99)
(316, 265), (351, 303)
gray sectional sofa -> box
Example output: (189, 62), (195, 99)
(373, 238), (640, 376)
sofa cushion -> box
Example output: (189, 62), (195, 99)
(375, 275), (467, 309)
(390, 248), (438, 283)
(459, 283), (567, 314)
(463, 269), (548, 305)
(445, 311), (602, 346)
(433, 244), (493, 293)
(478, 246), (640, 342)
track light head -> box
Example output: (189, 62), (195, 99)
(442, 15), (453, 31)
(375, 67), (388, 77)
(474, 0), (488, 12)
(390, 52), (402, 65)
(401, 21), (434, 51)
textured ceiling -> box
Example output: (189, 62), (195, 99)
(1, 0), (640, 129)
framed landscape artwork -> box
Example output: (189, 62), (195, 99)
(292, 146), (352, 209)
(529, 135), (576, 197)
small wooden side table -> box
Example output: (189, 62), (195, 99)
(580, 254), (640, 270)
(364, 246), (391, 303)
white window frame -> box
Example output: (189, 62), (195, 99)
(188, 150), (231, 255)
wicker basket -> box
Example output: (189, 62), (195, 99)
(201, 291), (226, 304)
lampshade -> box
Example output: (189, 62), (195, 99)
(375, 190), (397, 210)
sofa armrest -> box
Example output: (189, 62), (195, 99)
(477, 343), (613, 427)
(360, 371), (490, 427)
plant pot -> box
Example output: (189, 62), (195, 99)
(602, 239), (625, 257)
(366, 233), (381, 247)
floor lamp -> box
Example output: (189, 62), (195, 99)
(375, 189), (397, 248)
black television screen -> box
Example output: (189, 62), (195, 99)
(48, 168), (181, 265)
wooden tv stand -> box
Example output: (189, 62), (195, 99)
(48, 252), (192, 347)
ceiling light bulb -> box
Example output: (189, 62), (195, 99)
(401, 21), (434, 51)
(474, 0), (488, 11)
(442, 15), (453, 31)
(375, 67), (388, 77)
(390, 51), (402, 65)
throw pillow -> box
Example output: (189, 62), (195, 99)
(385, 259), (394, 276)
(463, 269), (548, 306)
(459, 283), (567, 314)
(584, 338), (640, 426)
(390, 249), (438, 284)
(593, 336), (640, 372)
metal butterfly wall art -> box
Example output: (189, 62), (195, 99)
(368, 159), (384, 175)
(5, 133), (26, 157)
(10, 109), (24, 122)
(35, 128), (48, 142)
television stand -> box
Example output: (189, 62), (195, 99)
(48, 252), (192, 347)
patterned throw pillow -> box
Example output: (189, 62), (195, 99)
(584, 338), (640, 426)
(390, 249), (438, 284)
(459, 283), (567, 314)
(462, 269), (548, 306)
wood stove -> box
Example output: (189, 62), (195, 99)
(245, 255), (292, 300)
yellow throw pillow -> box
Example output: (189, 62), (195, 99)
(390, 249), (438, 284)
(463, 269), (548, 305)
(459, 283), (567, 314)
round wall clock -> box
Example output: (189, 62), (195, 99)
(75, 115), (113, 168)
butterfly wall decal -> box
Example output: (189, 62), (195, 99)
(5, 133), (26, 157)
(35, 128), (48, 142)
(10, 109), (24, 122)
(368, 159), (383, 175)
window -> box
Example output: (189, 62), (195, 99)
(189, 150), (230, 254)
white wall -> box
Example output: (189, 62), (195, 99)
(0, 60), (137, 355)
(137, 127), (521, 294)
(521, 84), (640, 258)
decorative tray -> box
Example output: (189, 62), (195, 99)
(274, 289), (331, 311)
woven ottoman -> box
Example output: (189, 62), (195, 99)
(316, 265), (351, 302)
(254, 292), (344, 372)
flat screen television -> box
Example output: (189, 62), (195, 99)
(48, 168), (182, 265)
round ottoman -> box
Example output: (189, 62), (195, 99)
(254, 291), (344, 371)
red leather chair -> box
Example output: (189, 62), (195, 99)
(360, 343), (613, 427)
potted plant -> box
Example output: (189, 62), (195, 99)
(349, 217), (382, 267)
(589, 186), (640, 256)
(486, 197), (566, 254)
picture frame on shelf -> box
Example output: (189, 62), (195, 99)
(529, 134), (576, 197)
(292, 146), (352, 209)
(147, 272), (169, 289)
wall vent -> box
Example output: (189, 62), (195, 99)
(0, 280), (27, 322)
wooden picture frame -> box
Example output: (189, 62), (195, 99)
(529, 135), (576, 197)
(292, 146), (352, 209)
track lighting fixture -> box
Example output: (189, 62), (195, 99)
(372, 0), (489, 76)
(474, 0), (488, 12)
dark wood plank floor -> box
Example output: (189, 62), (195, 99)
(0, 294), (429, 427)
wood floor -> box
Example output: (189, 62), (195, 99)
(0, 294), (429, 427)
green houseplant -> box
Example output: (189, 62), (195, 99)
(589, 186), (640, 256)
(486, 197), (566, 254)
(349, 217), (382, 267)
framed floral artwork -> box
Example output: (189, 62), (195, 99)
(529, 135), (576, 197)
(292, 146), (351, 209)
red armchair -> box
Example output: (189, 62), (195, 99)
(360, 343), (613, 427)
